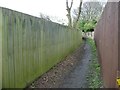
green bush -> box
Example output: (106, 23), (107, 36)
(79, 20), (97, 32)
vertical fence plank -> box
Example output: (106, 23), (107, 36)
(28, 17), (32, 82)
(2, 10), (10, 88)
(0, 7), (2, 89)
(14, 12), (20, 88)
(7, 11), (15, 88)
(22, 15), (27, 86)
(118, 1), (120, 72)
(18, 13), (24, 87)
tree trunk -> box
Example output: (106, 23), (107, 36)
(66, 0), (73, 27)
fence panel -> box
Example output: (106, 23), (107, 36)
(1, 7), (82, 88)
(94, 2), (119, 88)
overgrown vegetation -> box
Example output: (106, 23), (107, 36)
(78, 19), (97, 32)
(86, 38), (103, 88)
(73, 1), (105, 30)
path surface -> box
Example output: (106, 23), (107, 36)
(59, 42), (92, 88)
(28, 41), (92, 88)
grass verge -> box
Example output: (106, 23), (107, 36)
(86, 38), (103, 88)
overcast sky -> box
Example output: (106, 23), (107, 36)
(0, 0), (107, 24)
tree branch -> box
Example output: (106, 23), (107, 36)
(66, 0), (73, 27)
(66, 0), (69, 11)
(73, 0), (83, 28)
(70, 0), (73, 10)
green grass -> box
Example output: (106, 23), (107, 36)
(86, 38), (103, 88)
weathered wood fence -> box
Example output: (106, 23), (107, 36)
(0, 7), (82, 88)
(94, 2), (119, 88)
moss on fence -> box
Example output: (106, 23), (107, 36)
(1, 7), (82, 88)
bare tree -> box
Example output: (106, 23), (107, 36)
(40, 13), (51, 21)
(73, 0), (82, 28)
(40, 13), (67, 25)
(66, 0), (83, 28)
(73, 1), (105, 22)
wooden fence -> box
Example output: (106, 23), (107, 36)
(0, 7), (2, 89)
(94, 2), (119, 88)
(1, 7), (82, 88)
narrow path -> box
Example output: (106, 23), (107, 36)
(59, 42), (92, 88)
(28, 41), (93, 88)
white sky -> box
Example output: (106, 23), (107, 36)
(0, 0), (107, 24)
